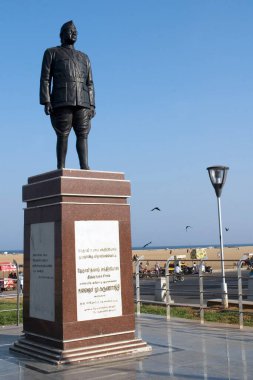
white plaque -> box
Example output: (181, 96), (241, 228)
(75, 221), (122, 321)
(30, 222), (55, 321)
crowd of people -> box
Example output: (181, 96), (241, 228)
(133, 255), (212, 278)
(8, 271), (17, 279)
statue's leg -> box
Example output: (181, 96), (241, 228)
(50, 107), (72, 169)
(73, 108), (91, 170)
(76, 137), (89, 170)
(56, 135), (68, 169)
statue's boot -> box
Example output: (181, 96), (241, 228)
(76, 137), (90, 170)
(56, 135), (68, 169)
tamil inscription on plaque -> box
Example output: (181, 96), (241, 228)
(75, 221), (122, 321)
(30, 222), (55, 321)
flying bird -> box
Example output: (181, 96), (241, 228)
(185, 225), (192, 231)
(225, 227), (229, 232)
(143, 241), (152, 248)
(151, 207), (161, 211)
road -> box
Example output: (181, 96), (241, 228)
(1, 270), (250, 306)
(134, 270), (250, 305)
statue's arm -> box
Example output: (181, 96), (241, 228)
(40, 49), (53, 115)
(86, 57), (96, 118)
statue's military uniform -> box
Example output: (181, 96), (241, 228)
(40, 20), (95, 170)
(40, 46), (95, 109)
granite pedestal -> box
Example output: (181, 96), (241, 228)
(11, 169), (151, 364)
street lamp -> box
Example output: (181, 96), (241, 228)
(207, 165), (229, 309)
(13, 259), (20, 325)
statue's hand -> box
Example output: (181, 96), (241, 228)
(89, 107), (96, 119)
(44, 102), (53, 115)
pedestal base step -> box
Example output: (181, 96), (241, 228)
(10, 337), (152, 365)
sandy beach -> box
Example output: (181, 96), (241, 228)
(132, 246), (253, 270)
(0, 254), (24, 266)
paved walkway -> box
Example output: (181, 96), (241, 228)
(1, 315), (253, 379)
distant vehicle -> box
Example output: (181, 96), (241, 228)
(167, 255), (186, 273)
(240, 253), (253, 269)
(193, 263), (213, 274)
(0, 262), (17, 291)
(182, 266), (195, 275)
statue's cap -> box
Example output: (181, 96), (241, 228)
(60, 20), (76, 34)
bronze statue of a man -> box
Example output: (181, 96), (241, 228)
(40, 20), (95, 170)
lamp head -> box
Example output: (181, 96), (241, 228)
(207, 165), (229, 198)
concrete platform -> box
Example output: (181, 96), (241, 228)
(1, 314), (253, 379)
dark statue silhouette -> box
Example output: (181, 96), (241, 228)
(40, 20), (95, 170)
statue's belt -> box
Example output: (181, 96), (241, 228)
(53, 79), (86, 84)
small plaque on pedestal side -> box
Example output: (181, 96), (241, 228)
(30, 222), (55, 321)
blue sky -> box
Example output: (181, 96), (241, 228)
(1, 0), (253, 249)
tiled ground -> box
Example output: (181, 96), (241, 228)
(1, 315), (253, 379)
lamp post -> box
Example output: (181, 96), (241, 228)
(13, 259), (20, 325)
(207, 165), (229, 309)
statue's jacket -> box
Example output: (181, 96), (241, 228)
(40, 46), (95, 109)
